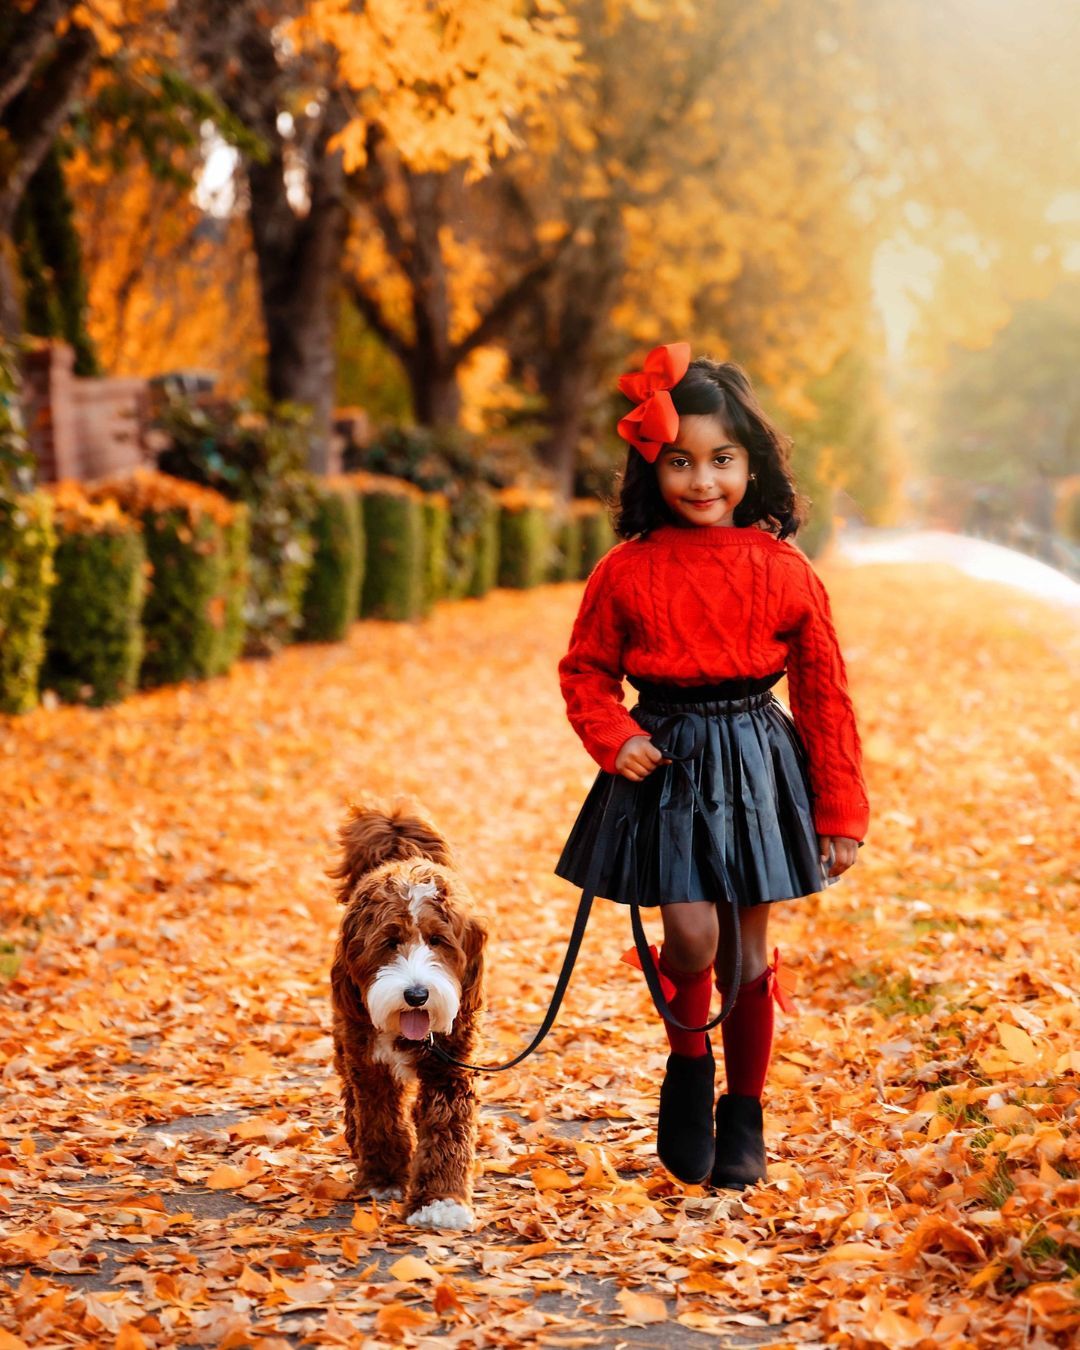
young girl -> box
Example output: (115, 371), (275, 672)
(554, 342), (870, 1191)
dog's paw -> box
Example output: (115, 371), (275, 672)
(364, 1182), (402, 1204)
(358, 1180), (404, 1201)
(405, 1198), (474, 1231)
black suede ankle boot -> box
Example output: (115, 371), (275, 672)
(656, 1037), (715, 1185)
(710, 1093), (767, 1190)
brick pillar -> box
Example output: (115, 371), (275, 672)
(21, 341), (78, 483)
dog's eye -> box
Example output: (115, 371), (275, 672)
(427, 934), (443, 947)
(385, 936), (401, 950)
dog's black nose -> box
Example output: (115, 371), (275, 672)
(404, 986), (429, 1007)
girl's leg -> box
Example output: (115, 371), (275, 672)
(658, 901), (719, 1058)
(654, 900), (720, 1184)
(717, 901), (777, 1098)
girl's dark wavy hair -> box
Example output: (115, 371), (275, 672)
(607, 357), (809, 542)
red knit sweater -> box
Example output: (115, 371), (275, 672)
(558, 522), (870, 841)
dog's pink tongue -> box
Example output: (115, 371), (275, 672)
(399, 1009), (431, 1041)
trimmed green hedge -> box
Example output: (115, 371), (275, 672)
(210, 504), (251, 675)
(154, 396), (316, 657)
(0, 493), (56, 714)
(420, 493), (450, 616)
(300, 482), (363, 642)
(497, 489), (554, 589)
(41, 486), (145, 705)
(579, 503), (616, 575)
(352, 474), (425, 621)
(463, 487), (500, 600)
(85, 469), (240, 687)
(552, 512), (584, 582)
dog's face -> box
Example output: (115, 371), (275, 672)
(336, 865), (485, 1042)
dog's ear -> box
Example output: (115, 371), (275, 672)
(459, 915), (487, 1013)
(330, 906), (372, 1026)
(329, 799), (454, 902)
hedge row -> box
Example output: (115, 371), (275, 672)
(0, 469), (616, 714)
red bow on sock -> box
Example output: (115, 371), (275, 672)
(764, 946), (797, 1014)
(619, 943), (677, 1000)
(620, 943), (796, 1013)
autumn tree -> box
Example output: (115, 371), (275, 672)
(174, 0), (579, 472)
(460, 0), (878, 497)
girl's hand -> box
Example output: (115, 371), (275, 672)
(819, 835), (859, 878)
(614, 734), (671, 781)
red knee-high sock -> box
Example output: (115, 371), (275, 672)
(657, 946), (714, 1058)
(720, 965), (777, 1098)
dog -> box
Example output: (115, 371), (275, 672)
(328, 800), (487, 1230)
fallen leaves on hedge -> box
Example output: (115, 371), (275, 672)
(0, 560), (1078, 1347)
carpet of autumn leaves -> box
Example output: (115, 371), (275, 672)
(1, 553), (1079, 1350)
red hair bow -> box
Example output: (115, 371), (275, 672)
(616, 342), (691, 462)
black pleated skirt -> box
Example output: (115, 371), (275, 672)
(554, 671), (843, 908)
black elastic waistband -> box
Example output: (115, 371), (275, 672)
(626, 669), (786, 703)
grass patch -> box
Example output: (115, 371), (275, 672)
(869, 972), (938, 1018)
(912, 916), (961, 933)
(981, 1154), (1017, 1208)
(937, 1093), (991, 1128)
(0, 940), (21, 982)
(1022, 1233), (1080, 1278)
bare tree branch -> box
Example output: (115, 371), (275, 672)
(0, 0), (80, 118)
(0, 23), (97, 231)
(342, 274), (410, 366)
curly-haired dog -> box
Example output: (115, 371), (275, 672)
(329, 801), (487, 1230)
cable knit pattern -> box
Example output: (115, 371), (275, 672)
(557, 523), (870, 841)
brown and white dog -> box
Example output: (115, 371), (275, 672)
(329, 800), (487, 1230)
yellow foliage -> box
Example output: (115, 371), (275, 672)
(45, 481), (141, 537)
(296, 0), (581, 174)
(67, 140), (263, 390)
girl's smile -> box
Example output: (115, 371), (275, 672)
(657, 413), (752, 528)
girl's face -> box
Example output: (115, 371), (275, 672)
(656, 414), (751, 528)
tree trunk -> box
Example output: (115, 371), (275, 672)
(178, 0), (350, 473)
(248, 151), (349, 474)
(402, 169), (460, 430)
(534, 209), (626, 499)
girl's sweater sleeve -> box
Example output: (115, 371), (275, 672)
(558, 555), (646, 775)
(783, 558), (871, 841)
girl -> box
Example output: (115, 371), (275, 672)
(554, 342), (870, 1190)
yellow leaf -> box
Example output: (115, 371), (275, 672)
(616, 1289), (668, 1324)
(205, 1165), (247, 1190)
(388, 1254), (440, 1283)
(869, 1309), (925, 1346)
(351, 1203), (379, 1233)
(374, 1303), (434, 1336)
(820, 1242), (891, 1263)
(531, 1166), (574, 1191)
(236, 1265), (272, 1294)
(995, 1021), (1039, 1064)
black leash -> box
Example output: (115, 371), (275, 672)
(425, 709), (743, 1073)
